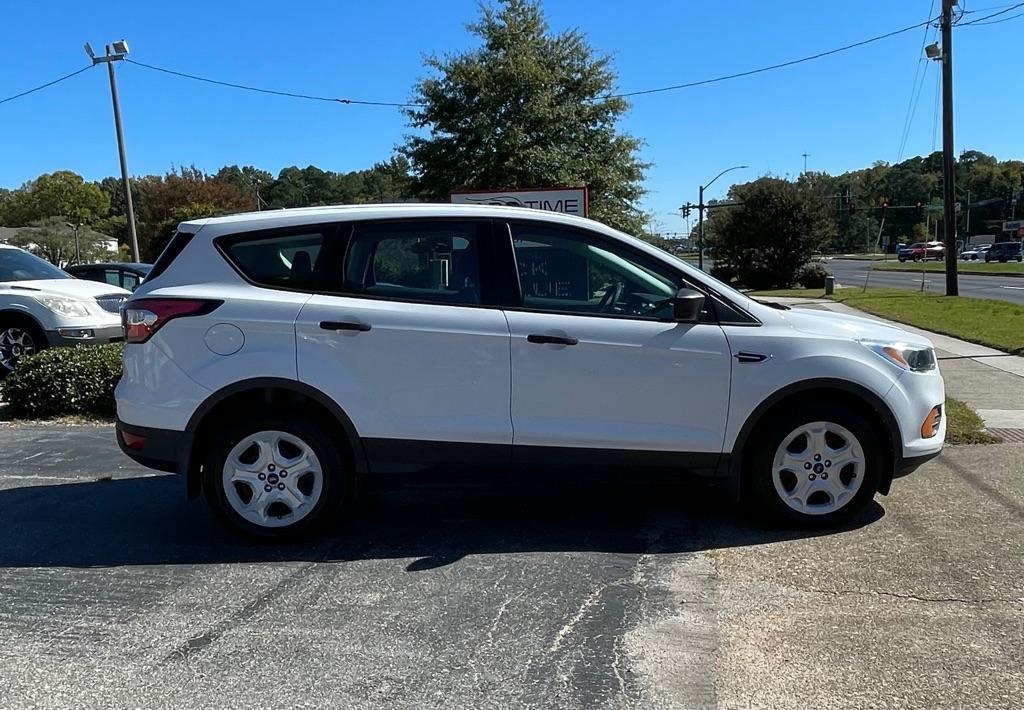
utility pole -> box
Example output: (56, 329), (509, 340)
(939, 0), (959, 295)
(85, 40), (140, 263)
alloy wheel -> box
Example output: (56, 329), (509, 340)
(0, 327), (38, 372)
(771, 421), (865, 515)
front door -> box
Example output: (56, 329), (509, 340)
(502, 222), (732, 457)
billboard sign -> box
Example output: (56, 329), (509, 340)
(450, 187), (588, 217)
(1002, 220), (1024, 232)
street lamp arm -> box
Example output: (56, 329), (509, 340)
(704, 165), (750, 192)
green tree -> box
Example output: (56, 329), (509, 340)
(0, 171), (109, 226)
(709, 177), (836, 289)
(10, 217), (114, 265)
(402, 0), (648, 235)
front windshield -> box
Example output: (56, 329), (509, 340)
(0, 248), (70, 282)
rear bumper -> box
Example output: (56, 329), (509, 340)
(115, 419), (191, 474)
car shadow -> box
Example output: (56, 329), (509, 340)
(0, 473), (883, 570)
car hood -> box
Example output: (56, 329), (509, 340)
(0, 279), (130, 299)
(779, 307), (933, 348)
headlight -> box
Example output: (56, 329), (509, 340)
(860, 340), (936, 372)
(37, 295), (91, 318)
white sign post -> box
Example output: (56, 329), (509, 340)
(450, 187), (588, 217)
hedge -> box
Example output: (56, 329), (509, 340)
(1, 343), (123, 419)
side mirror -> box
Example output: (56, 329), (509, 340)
(672, 287), (705, 323)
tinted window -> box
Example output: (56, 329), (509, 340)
(149, 231), (193, 281)
(510, 224), (682, 319)
(344, 222), (482, 305)
(222, 231), (326, 290)
(103, 270), (122, 287)
(122, 272), (141, 290)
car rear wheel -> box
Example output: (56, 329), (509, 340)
(0, 320), (45, 377)
(202, 415), (349, 539)
(748, 405), (882, 527)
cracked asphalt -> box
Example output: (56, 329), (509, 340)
(0, 425), (1021, 709)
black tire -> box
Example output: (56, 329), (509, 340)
(746, 403), (883, 528)
(0, 317), (47, 379)
(201, 414), (350, 540)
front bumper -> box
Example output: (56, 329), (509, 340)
(45, 323), (124, 348)
(115, 419), (192, 475)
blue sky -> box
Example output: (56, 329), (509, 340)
(1, 1), (1020, 232)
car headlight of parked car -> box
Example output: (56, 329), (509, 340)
(859, 340), (937, 372)
(37, 295), (92, 318)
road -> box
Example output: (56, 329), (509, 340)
(825, 258), (1024, 305)
(0, 425), (1021, 709)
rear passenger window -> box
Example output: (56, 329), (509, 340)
(221, 231), (326, 290)
(344, 222), (482, 305)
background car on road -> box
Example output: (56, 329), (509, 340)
(66, 262), (152, 292)
(984, 241), (1023, 263)
(898, 241), (944, 262)
(960, 244), (992, 261)
(0, 244), (128, 375)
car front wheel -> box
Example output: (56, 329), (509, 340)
(0, 321), (45, 377)
(202, 415), (349, 539)
(749, 405), (882, 527)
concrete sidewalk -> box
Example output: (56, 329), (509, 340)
(768, 297), (1024, 432)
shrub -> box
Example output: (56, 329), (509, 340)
(709, 264), (737, 284)
(1, 343), (123, 419)
(797, 262), (829, 289)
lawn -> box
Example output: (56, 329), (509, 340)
(944, 398), (999, 445)
(747, 287), (1024, 354)
(872, 261), (1024, 276)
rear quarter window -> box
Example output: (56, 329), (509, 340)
(220, 230), (327, 291)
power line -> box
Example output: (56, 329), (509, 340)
(896, 0), (937, 162)
(603, 16), (937, 99)
(0, 65), (92, 106)
(958, 1), (1024, 24)
(961, 8), (1024, 24)
(123, 58), (424, 107)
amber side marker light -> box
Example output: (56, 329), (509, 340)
(921, 405), (942, 438)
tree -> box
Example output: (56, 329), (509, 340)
(10, 217), (114, 266)
(708, 177), (836, 289)
(0, 171), (109, 226)
(214, 165), (274, 208)
(134, 167), (251, 260)
(402, 0), (648, 235)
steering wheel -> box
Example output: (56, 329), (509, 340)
(598, 281), (625, 312)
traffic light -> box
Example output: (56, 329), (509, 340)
(916, 202), (924, 221)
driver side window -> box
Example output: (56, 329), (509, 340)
(510, 223), (682, 319)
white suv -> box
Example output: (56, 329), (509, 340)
(115, 205), (945, 538)
(1, 244), (128, 374)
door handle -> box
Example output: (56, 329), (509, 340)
(320, 320), (371, 332)
(527, 334), (578, 346)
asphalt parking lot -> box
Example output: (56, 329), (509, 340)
(0, 425), (1021, 709)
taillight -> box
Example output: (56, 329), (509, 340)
(122, 298), (221, 343)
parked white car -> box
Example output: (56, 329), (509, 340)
(115, 204), (945, 539)
(960, 244), (992, 261)
(0, 244), (128, 374)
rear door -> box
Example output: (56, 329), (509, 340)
(295, 219), (513, 467)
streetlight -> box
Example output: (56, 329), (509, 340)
(85, 39), (140, 263)
(696, 165), (748, 271)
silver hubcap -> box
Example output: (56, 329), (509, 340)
(772, 421), (865, 515)
(0, 327), (37, 371)
(222, 430), (323, 528)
